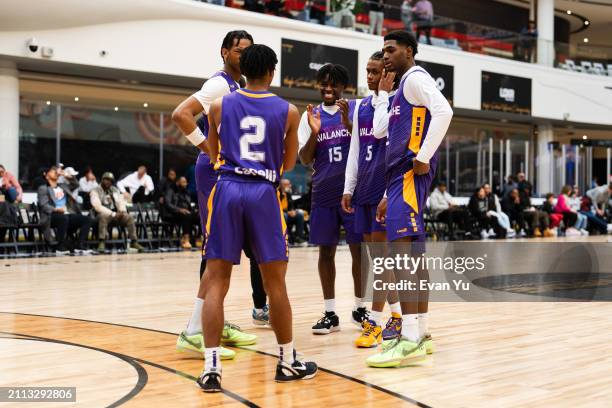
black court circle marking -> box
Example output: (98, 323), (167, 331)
(1, 312), (431, 407)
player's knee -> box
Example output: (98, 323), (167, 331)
(318, 246), (335, 262)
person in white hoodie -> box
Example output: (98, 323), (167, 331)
(429, 182), (471, 239)
(117, 165), (155, 203)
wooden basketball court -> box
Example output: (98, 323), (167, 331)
(2, 237), (612, 407)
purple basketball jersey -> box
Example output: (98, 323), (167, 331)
(353, 95), (389, 205)
(311, 100), (356, 208)
(216, 90), (289, 184)
(196, 70), (239, 194)
(386, 68), (434, 184)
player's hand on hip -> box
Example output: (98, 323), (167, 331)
(306, 104), (321, 135)
(379, 69), (396, 93)
(376, 197), (387, 223)
(412, 158), (430, 175)
(341, 194), (354, 214)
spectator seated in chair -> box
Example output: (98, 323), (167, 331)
(553, 185), (581, 237)
(501, 188), (524, 236)
(117, 165), (155, 204)
(429, 181), (471, 239)
(37, 165), (93, 255)
(164, 176), (200, 250)
(90, 172), (144, 253)
(541, 193), (562, 233)
(568, 186), (589, 235)
(0, 164), (23, 204)
(482, 183), (516, 238)
(468, 186), (504, 239)
(579, 193), (610, 234)
(586, 182), (612, 231)
(279, 179), (305, 244)
(78, 167), (98, 210)
(519, 184), (552, 237)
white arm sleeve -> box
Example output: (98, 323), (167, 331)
(372, 91), (390, 139)
(404, 72), (453, 164)
(144, 175), (155, 195)
(298, 111), (312, 150)
(343, 99), (361, 195)
(117, 178), (127, 193)
(192, 76), (231, 114)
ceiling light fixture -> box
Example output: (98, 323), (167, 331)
(585, 20), (590, 26)
(583, 38), (589, 43)
(74, 97), (79, 102)
(566, 10), (572, 15)
(143, 102), (148, 108)
(114, 106), (119, 111)
(582, 135), (588, 140)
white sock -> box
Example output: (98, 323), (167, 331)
(389, 301), (401, 315)
(324, 299), (336, 314)
(204, 347), (221, 372)
(369, 310), (382, 327)
(353, 297), (365, 311)
(186, 298), (204, 335)
(418, 313), (429, 337)
(254, 308), (264, 314)
(279, 341), (295, 364)
(401, 314), (419, 342)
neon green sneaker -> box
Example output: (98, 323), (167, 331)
(366, 337), (427, 368)
(423, 334), (434, 354)
(176, 331), (236, 360)
(221, 322), (258, 346)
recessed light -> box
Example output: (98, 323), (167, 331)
(143, 102), (148, 108)
(74, 97), (79, 102)
(114, 106), (119, 111)
(567, 10), (572, 15)
(585, 20), (590, 26)
(46, 100), (51, 105)
(582, 135), (588, 140)
(583, 38), (589, 43)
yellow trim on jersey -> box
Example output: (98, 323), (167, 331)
(276, 190), (289, 257)
(408, 107), (427, 154)
(237, 89), (275, 98)
(205, 184), (218, 236)
(402, 169), (419, 214)
(214, 140), (225, 170)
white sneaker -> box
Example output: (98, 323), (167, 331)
(506, 229), (516, 238)
(74, 249), (94, 255)
(607, 224), (612, 233)
(565, 228), (581, 237)
(580, 229), (590, 236)
(55, 250), (70, 256)
(480, 230), (489, 240)
(487, 228), (496, 237)
(519, 229), (527, 237)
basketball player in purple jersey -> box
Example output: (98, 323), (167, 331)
(199, 44), (317, 392)
(172, 31), (261, 361)
(298, 64), (366, 334)
(342, 51), (403, 348)
(367, 31), (453, 368)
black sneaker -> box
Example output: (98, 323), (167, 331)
(197, 369), (222, 393)
(351, 307), (370, 327)
(275, 358), (318, 382)
(311, 312), (340, 334)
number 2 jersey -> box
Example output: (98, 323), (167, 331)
(300, 101), (356, 208)
(215, 89), (289, 184)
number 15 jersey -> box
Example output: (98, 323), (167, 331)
(298, 101), (356, 208)
(216, 89), (289, 184)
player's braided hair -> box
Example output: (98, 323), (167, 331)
(220, 30), (254, 63)
(383, 30), (418, 57)
(240, 44), (278, 80)
(315, 64), (350, 87)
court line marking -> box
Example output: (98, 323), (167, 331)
(1, 312), (431, 407)
(0, 332), (148, 407)
(0, 331), (258, 408)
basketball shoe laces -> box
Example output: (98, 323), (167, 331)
(224, 321), (242, 331)
(384, 316), (401, 333)
(362, 320), (377, 337)
(316, 314), (332, 326)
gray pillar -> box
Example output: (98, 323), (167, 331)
(537, 0), (555, 66)
(0, 60), (19, 176)
(536, 123), (554, 195)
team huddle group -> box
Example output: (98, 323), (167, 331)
(170, 28), (452, 392)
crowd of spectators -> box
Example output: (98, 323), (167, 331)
(427, 172), (612, 240)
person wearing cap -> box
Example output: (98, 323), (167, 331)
(90, 172), (144, 253)
(37, 165), (93, 255)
